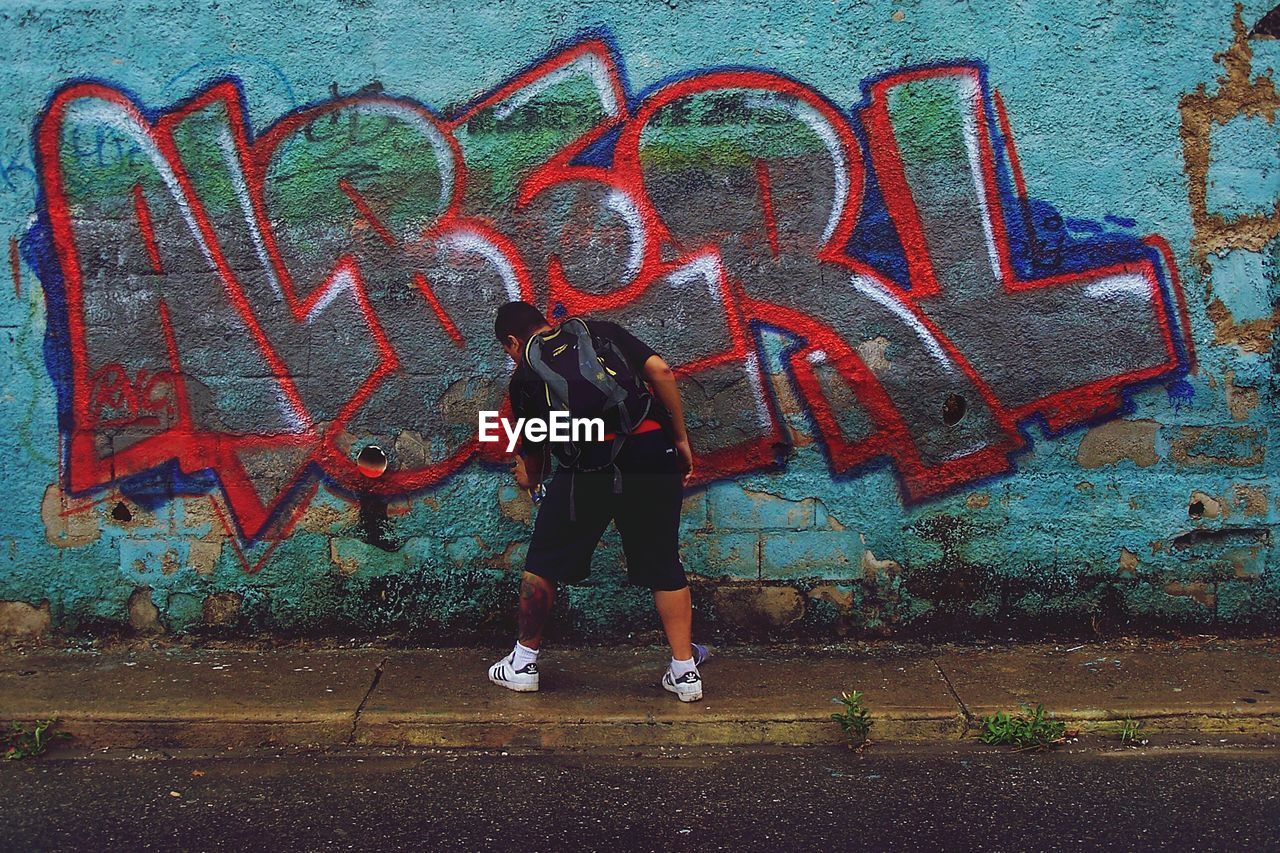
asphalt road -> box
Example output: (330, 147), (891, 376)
(3, 743), (1279, 852)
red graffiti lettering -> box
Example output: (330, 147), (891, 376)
(32, 39), (1193, 543)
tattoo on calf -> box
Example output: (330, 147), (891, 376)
(518, 577), (552, 643)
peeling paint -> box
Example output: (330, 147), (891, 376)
(1234, 484), (1270, 516)
(188, 539), (222, 576)
(1180, 3), (1280, 348)
(1189, 490), (1226, 519)
(1224, 370), (1261, 420)
(496, 485), (533, 526)
(860, 549), (902, 581)
(1169, 426), (1266, 468)
(1163, 581), (1217, 610)
(1076, 420), (1161, 469)
(713, 584), (805, 631)
(39, 484), (99, 548)
(329, 540), (362, 577)
(0, 600), (51, 636)
(127, 587), (162, 633)
(808, 583), (854, 611)
(202, 592), (241, 626)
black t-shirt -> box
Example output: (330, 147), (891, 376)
(507, 319), (670, 454)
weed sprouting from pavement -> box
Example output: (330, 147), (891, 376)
(1119, 718), (1144, 744)
(3, 718), (69, 760)
(831, 690), (873, 750)
(979, 703), (1067, 751)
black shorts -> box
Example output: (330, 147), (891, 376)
(524, 431), (687, 591)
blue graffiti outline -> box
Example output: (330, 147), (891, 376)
(24, 31), (1195, 540)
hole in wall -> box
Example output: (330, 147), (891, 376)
(356, 445), (388, 478)
(942, 394), (967, 427)
(111, 501), (133, 522)
(352, 443), (400, 551)
(1188, 500), (1205, 519)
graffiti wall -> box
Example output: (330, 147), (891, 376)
(0, 0), (1274, 639)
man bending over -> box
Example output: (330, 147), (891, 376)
(487, 301), (705, 702)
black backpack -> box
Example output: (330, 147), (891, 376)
(523, 318), (652, 492)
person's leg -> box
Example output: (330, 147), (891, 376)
(491, 466), (611, 692)
(516, 467), (608, 640)
(618, 458), (703, 702)
(652, 586), (692, 661)
(489, 569), (559, 691)
(614, 433), (696, 666)
(517, 571), (556, 650)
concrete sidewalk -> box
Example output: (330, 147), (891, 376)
(1, 638), (1277, 750)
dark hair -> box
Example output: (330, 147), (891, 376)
(494, 301), (549, 343)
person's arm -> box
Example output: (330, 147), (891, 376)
(508, 375), (548, 493)
(642, 354), (693, 485)
(512, 444), (547, 490)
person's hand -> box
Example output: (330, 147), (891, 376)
(673, 435), (694, 486)
(510, 456), (533, 490)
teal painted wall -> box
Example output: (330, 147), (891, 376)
(0, 0), (1275, 640)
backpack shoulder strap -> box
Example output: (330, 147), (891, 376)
(523, 325), (571, 408)
(570, 319), (629, 409)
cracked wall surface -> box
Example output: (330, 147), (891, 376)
(0, 0), (1275, 640)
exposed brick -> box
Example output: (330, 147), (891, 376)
(1169, 426), (1265, 468)
(0, 600), (51, 637)
(965, 492), (990, 509)
(1188, 490), (1226, 519)
(860, 549), (902, 581)
(104, 498), (166, 535)
(1076, 419), (1160, 469)
(177, 496), (219, 536)
(188, 539), (222, 576)
(40, 484), (99, 548)
(127, 587), (163, 634)
(713, 584), (805, 630)
(808, 584), (855, 611)
(1224, 371), (1260, 420)
(1163, 581), (1216, 610)
(1234, 484), (1270, 517)
(295, 490), (360, 534)
(202, 592), (242, 626)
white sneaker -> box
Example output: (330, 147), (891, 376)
(662, 667), (703, 703)
(488, 653), (539, 692)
